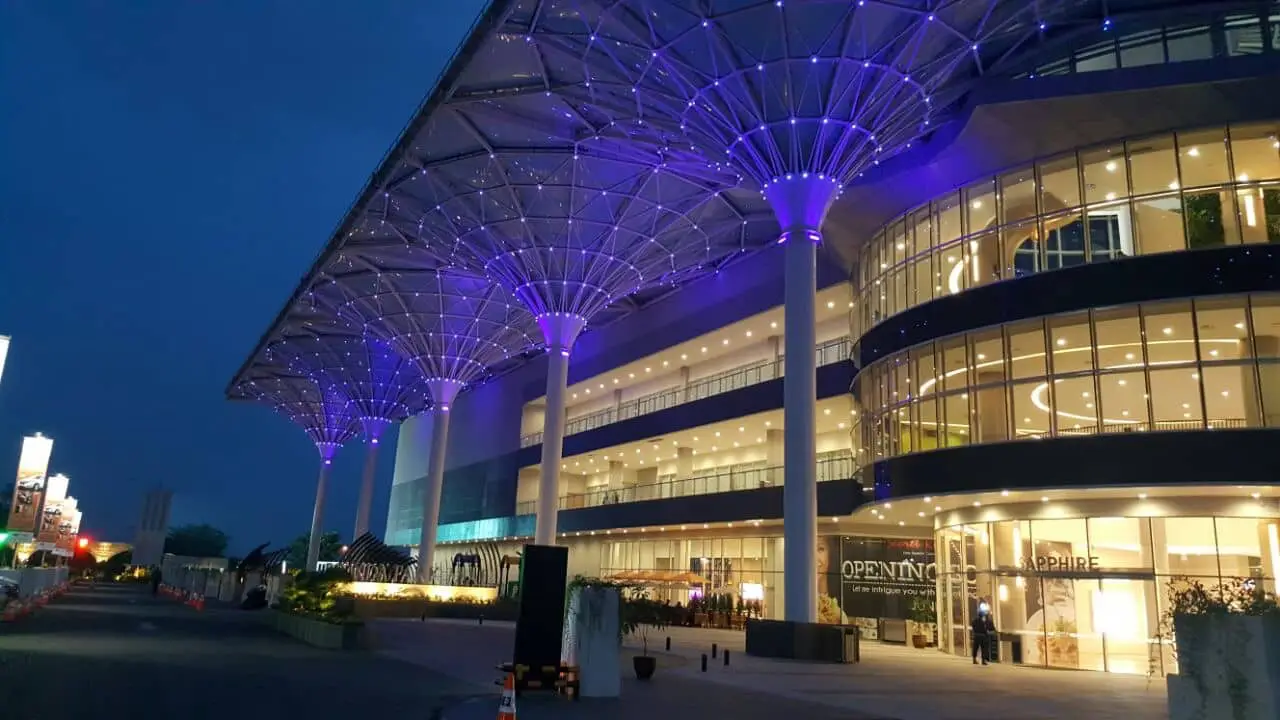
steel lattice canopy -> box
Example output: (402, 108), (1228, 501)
(309, 241), (543, 387)
(228, 365), (362, 451)
(261, 310), (433, 433)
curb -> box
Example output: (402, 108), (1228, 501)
(434, 693), (494, 720)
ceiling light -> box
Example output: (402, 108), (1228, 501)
(628, 373), (635, 378)
(898, 521), (906, 526)
(1186, 146), (1200, 157)
(923, 496), (932, 502)
(1000, 490), (1009, 496)
(644, 367), (651, 373)
(1041, 496), (1049, 502)
(1162, 327), (1173, 336)
(765, 421), (772, 427)
(680, 353), (687, 360)
(1056, 338), (1067, 347)
(770, 322), (777, 329)
(722, 339), (730, 346)
(1235, 322), (1246, 330)
(700, 347), (707, 353)
(738, 426), (745, 432)
(745, 330), (753, 338)
(714, 431), (720, 437)
(1138, 493), (1147, 499)
(918, 511), (925, 517)
(827, 301), (835, 309)
(612, 378), (618, 384)
(1104, 161), (1117, 172)
(572, 393), (578, 399)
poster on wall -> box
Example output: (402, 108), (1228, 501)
(1020, 539), (1081, 668)
(6, 433), (54, 537)
(817, 536), (936, 636)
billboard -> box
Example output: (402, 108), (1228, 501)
(0, 336), (9, 388)
(818, 536), (936, 637)
(34, 476), (70, 552)
(54, 507), (81, 558)
(6, 433), (54, 536)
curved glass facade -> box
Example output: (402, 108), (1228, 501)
(851, 293), (1280, 465)
(852, 122), (1280, 339)
(936, 508), (1280, 675)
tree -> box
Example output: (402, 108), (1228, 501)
(164, 524), (229, 558)
(285, 531), (342, 569)
(102, 550), (132, 576)
(69, 550), (97, 573)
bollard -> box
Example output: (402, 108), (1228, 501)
(701, 654), (707, 672)
(724, 649), (730, 666)
(479, 614), (484, 625)
(712, 643), (717, 659)
(665, 636), (671, 651)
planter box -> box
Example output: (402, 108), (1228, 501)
(561, 587), (620, 698)
(1169, 614), (1280, 720)
(272, 611), (365, 651)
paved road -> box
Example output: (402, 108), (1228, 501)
(0, 584), (483, 720)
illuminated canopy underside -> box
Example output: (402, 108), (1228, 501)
(229, 366), (361, 449)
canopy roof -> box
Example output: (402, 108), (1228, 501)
(228, 365), (361, 451)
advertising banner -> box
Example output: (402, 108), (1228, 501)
(35, 476), (70, 552)
(0, 336), (9, 388)
(6, 433), (54, 536)
(54, 507), (80, 558)
(818, 536), (936, 635)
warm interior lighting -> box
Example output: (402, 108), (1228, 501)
(338, 582), (499, 603)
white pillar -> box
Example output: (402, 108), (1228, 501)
(782, 232), (819, 623)
(353, 417), (390, 540)
(534, 313), (586, 546)
(766, 175), (839, 626)
(307, 442), (340, 571)
(417, 379), (463, 584)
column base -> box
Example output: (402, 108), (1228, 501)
(745, 619), (860, 664)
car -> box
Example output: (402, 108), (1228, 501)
(16, 477), (43, 491)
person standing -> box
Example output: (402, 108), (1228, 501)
(150, 565), (162, 596)
(971, 603), (995, 665)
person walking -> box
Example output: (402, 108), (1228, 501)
(971, 603), (995, 665)
(150, 565), (163, 596)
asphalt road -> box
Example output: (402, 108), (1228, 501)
(0, 584), (484, 720)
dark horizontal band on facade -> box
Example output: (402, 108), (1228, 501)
(858, 428), (1280, 502)
(855, 245), (1280, 369)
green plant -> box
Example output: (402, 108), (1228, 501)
(566, 575), (634, 642)
(277, 566), (354, 623)
(621, 590), (671, 657)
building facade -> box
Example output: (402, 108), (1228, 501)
(362, 4), (1280, 676)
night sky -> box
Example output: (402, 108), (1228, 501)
(0, 2), (486, 553)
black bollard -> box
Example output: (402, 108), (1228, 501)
(712, 643), (718, 658)
(724, 649), (730, 666)
(665, 636), (671, 651)
(479, 614), (484, 625)
(701, 654), (708, 672)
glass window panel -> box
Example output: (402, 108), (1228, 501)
(1094, 307), (1144, 371)
(1028, 518), (1090, 561)
(1161, 517), (1220, 581)
(1087, 206), (1134, 261)
(1165, 26), (1213, 63)
(973, 383), (1009, 443)
(888, 220), (908, 267)
(910, 208), (931, 259)
(1098, 577), (1157, 675)
(940, 335), (969, 392)
(942, 392), (970, 446)
(1230, 123), (1280, 182)
(1148, 367), (1204, 428)
(1050, 312), (1094, 374)
(936, 193), (963, 251)
(1008, 320), (1048, 379)
(1044, 213), (1087, 270)
(1053, 375), (1099, 435)
(1005, 222), (1041, 278)
(1000, 167), (1038, 224)
(1075, 41), (1118, 72)
(1081, 145), (1128, 206)
(1097, 371), (1149, 432)
(970, 232), (1000, 287)
(1224, 16), (1264, 56)
(893, 355), (911, 405)
(1144, 301), (1198, 365)
(1201, 363), (1252, 429)
(1039, 153), (1081, 211)
(965, 180), (997, 233)
(1236, 186), (1271, 245)
(1183, 188), (1235, 248)
(1250, 295), (1280, 356)
(916, 396), (941, 451)
(1132, 194), (1186, 255)
(1194, 296), (1250, 363)
(1258, 360), (1280, 427)
(936, 241), (966, 296)
(1129, 134), (1179, 196)
(1119, 30), (1165, 67)
(913, 344), (938, 395)
(1178, 128), (1231, 188)
(971, 329), (1006, 384)
(1214, 518), (1265, 585)
(911, 254), (934, 307)
(1088, 517), (1150, 572)
(1012, 381), (1049, 439)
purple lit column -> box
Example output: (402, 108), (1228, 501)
(769, 175), (839, 624)
(354, 417), (390, 539)
(534, 313), (587, 546)
(307, 442), (341, 571)
(417, 379), (463, 584)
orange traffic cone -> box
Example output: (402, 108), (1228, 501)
(497, 672), (517, 719)
(2, 604), (16, 622)
(195, 595), (204, 612)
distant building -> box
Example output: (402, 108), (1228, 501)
(132, 489), (171, 567)
(87, 541), (131, 564)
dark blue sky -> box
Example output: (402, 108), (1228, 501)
(0, 1), (485, 553)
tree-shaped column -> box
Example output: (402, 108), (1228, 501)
(315, 246), (540, 582)
(230, 368), (360, 570)
(414, 145), (752, 545)
(264, 324), (431, 540)
(546, 0), (1058, 621)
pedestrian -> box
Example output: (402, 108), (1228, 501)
(971, 602), (995, 665)
(150, 565), (163, 596)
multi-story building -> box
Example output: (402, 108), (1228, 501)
(377, 4), (1280, 677)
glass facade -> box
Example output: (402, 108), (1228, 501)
(601, 535), (783, 613)
(853, 122), (1280, 338)
(852, 293), (1280, 465)
(937, 512), (1280, 675)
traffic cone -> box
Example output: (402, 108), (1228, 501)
(497, 672), (517, 719)
(2, 604), (16, 622)
(195, 595), (204, 612)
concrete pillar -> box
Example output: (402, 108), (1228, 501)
(306, 444), (339, 571)
(765, 429), (784, 485)
(1258, 521), (1280, 595)
(675, 447), (693, 480)
(608, 461), (626, 491)
(975, 373), (1009, 443)
(416, 379), (463, 584)
(535, 314), (587, 546)
(353, 417), (390, 540)
(613, 389), (623, 419)
(1243, 336), (1280, 426)
(680, 366), (691, 403)
(768, 335), (781, 361)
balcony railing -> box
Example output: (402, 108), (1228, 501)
(513, 453), (856, 516)
(520, 336), (851, 448)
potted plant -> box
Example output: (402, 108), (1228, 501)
(622, 590), (670, 680)
(908, 596), (936, 648)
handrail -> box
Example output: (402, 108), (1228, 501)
(520, 335), (851, 447)
(513, 453), (856, 516)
